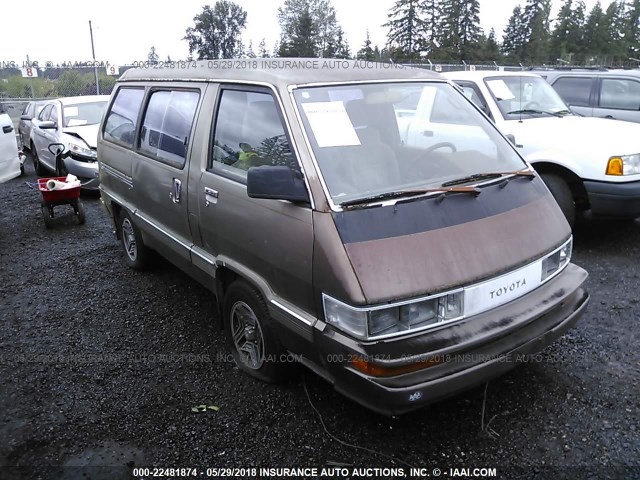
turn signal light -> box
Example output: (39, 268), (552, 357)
(351, 355), (444, 377)
(606, 157), (624, 176)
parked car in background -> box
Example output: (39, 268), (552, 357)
(30, 95), (109, 190)
(532, 68), (640, 123)
(18, 101), (46, 150)
(0, 112), (22, 183)
(443, 71), (640, 225)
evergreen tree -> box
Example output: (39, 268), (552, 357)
(147, 46), (159, 64)
(277, 0), (347, 57)
(521, 0), (552, 64)
(421, 0), (442, 56)
(482, 28), (501, 61)
(246, 40), (256, 58)
(384, 0), (426, 60)
(606, 0), (629, 63)
(502, 5), (526, 63)
(584, 2), (609, 64)
(357, 30), (376, 60)
(550, 0), (585, 63)
(325, 27), (351, 58)
(258, 38), (270, 58)
(278, 6), (317, 57)
(628, 0), (640, 59)
(184, 1), (247, 59)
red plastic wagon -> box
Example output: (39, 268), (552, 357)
(37, 176), (86, 228)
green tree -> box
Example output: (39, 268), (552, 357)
(583, 2), (609, 63)
(258, 38), (270, 57)
(522, 0), (552, 64)
(384, 0), (426, 60)
(278, 6), (317, 57)
(438, 0), (482, 61)
(421, 0), (442, 56)
(502, 5), (526, 63)
(184, 1), (248, 59)
(277, 0), (347, 57)
(628, 0), (640, 59)
(325, 27), (351, 58)
(246, 40), (256, 58)
(147, 46), (159, 64)
(605, 0), (629, 63)
(482, 28), (501, 61)
(357, 30), (376, 60)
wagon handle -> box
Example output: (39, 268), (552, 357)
(48, 143), (66, 156)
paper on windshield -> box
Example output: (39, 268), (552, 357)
(67, 119), (87, 126)
(301, 101), (361, 148)
(486, 80), (516, 101)
(64, 106), (79, 117)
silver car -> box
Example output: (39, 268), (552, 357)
(31, 95), (109, 189)
(18, 101), (46, 150)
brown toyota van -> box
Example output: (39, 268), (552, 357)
(97, 59), (589, 415)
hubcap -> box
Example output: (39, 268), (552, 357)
(121, 219), (137, 261)
(230, 301), (265, 370)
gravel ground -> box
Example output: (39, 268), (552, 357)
(1, 159), (639, 480)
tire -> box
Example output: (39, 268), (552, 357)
(32, 142), (47, 176)
(541, 173), (575, 227)
(75, 200), (86, 225)
(223, 280), (296, 383)
(118, 210), (150, 269)
(41, 202), (53, 229)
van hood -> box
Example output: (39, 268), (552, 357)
(62, 124), (100, 148)
(332, 177), (570, 304)
(502, 116), (640, 157)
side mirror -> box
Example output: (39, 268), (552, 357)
(20, 114), (32, 121)
(39, 120), (57, 130)
(247, 165), (310, 204)
(505, 134), (517, 146)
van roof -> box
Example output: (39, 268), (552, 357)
(118, 58), (445, 87)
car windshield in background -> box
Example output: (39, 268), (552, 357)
(62, 101), (108, 127)
(293, 82), (526, 205)
(485, 76), (572, 120)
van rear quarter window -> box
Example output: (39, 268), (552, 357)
(139, 90), (200, 168)
(210, 89), (296, 182)
(104, 88), (145, 147)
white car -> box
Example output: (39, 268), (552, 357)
(439, 71), (640, 224)
(30, 95), (110, 190)
(0, 113), (22, 183)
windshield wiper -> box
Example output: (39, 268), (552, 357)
(507, 109), (563, 117)
(441, 169), (534, 187)
(340, 186), (481, 207)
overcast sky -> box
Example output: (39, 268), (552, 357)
(0, 0), (614, 66)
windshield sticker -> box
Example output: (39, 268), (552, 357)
(486, 80), (516, 101)
(67, 119), (87, 126)
(64, 106), (79, 117)
(302, 101), (361, 148)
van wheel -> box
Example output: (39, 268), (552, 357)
(118, 210), (150, 269)
(223, 281), (295, 383)
(541, 174), (575, 227)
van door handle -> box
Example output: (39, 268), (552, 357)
(604, 115), (615, 119)
(169, 178), (182, 204)
(2, 125), (13, 134)
(204, 187), (218, 206)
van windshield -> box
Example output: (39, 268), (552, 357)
(293, 82), (527, 205)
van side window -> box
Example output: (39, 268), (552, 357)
(210, 89), (296, 182)
(104, 88), (145, 147)
(38, 105), (52, 121)
(599, 78), (640, 110)
(552, 77), (592, 107)
(139, 90), (200, 168)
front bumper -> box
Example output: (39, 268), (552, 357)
(63, 156), (100, 190)
(315, 263), (589, 416)
(584, 179), (640, 218)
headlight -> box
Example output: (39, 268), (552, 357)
(68, 141), (97, 160)
(541, 237), (572, 282)
(323, 291), (464, 340)
(607, 154), (640, 176)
